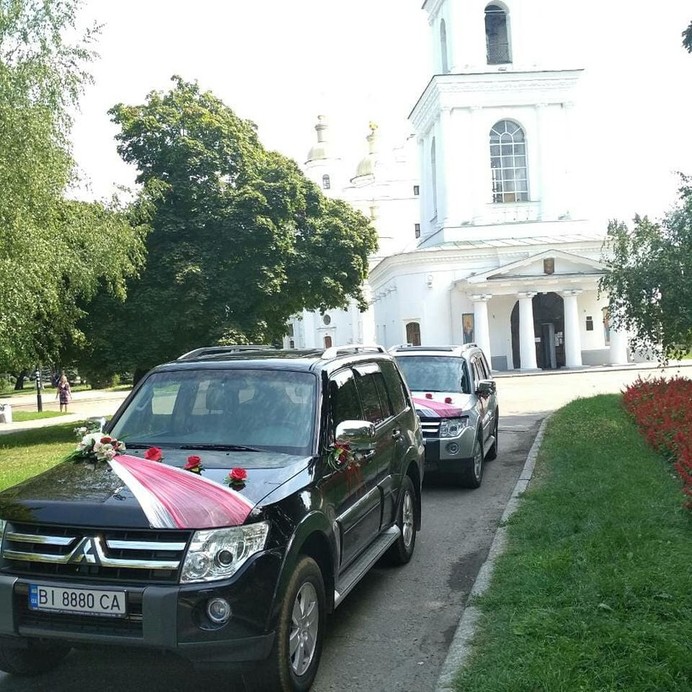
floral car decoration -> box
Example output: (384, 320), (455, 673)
(224, 467), (248, 489)
(326, 441), (362, 472)
(70, 431), (126, 463)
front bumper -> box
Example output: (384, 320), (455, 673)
(0, 552), (281, 666)
(421, 424), (476, 470)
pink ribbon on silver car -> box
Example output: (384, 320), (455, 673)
(412, 396), (464, 418)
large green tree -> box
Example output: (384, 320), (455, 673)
(0, 0), (145, 376)
(599, 177), (692, 362)
(107, 77), (378, 373)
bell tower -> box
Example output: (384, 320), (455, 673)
(412, 0), (586, 246)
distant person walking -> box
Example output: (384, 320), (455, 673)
(56, 374), (72, 413)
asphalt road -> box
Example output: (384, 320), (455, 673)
(0, 362), (689, 691)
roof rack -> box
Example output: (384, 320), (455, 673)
(321, 344), (386, 359)
(389, 344), (477, 353)
(177, 345), (274, 361)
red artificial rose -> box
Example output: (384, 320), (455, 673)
(100, 436), (112, 444)
(229, 467), (247, 482)
(184, 455), (203, 473)
(144, 447), (163, 462)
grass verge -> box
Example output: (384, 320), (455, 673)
(9, 410), (68, 422)
(455, 394), (692, 692)
(0, 423), (76, 490)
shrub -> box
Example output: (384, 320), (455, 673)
(622, 375), (692, 508)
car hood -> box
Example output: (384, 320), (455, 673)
(0, 450), (313, 529)
(410, 391), (476, 418)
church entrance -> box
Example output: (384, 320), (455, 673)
(511, 292), (566, 369)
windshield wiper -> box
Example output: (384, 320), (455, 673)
(179, 444), (263, 452)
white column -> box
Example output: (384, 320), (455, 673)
(609, 327), (629, 365)
(562, 290), (583, 368)
(439, 107), (454, 225)
(518, 292), (538, 370)
(472, 294), (492, 365)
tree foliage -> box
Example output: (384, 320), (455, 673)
(683, 20), (692, 53)
(0, 0), (146, 374)
(599, 176), (692, 362)
(106, 77), (378, 372)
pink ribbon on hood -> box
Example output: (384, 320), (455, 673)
(412, 396), (464, 418)
(109, 455), (254, 529)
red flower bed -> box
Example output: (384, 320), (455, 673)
(622, 375), (692, 509)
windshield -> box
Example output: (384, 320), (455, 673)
(109, 368), (316, 456)
(395, 356), (470, 394)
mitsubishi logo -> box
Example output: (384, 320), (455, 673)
(67, 536), (103, 565)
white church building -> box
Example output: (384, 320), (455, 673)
(288, 0), (630, 371)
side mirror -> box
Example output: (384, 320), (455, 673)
(335, 420), (376, 451)
(476, 379), (496, 398)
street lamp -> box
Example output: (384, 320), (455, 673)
(35, 368), (43, 412)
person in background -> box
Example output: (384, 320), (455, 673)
(56, 374), (72, 413)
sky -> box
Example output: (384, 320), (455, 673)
(70, 0), (692, 225)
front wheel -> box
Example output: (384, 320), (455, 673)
(456, 433), (484, 489)
(244, 556), (326, 692)
(0, 641), (71, 676)
(385, 475), (417, 565)
(485, 413), (499, 461)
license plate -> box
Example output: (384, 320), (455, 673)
(29, 584), (126, 617)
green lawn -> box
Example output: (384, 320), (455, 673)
(454, 394), (692, 691)
(0, 422), (77, 489)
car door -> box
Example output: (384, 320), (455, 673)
(471, 354), (496, 448)
(325, 367), (383, 571)
(352, 361), (399, 528)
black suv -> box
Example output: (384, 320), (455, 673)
(390, 344), (498, 488)
(0, 345), (424, 691)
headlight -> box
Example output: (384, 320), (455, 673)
(439, 417), (469, 438)
(180, 522), (270, 583)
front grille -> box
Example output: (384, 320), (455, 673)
(420, 420), (440, 437)
(1, 523), (190, 584)
(14, 582), (144, 637)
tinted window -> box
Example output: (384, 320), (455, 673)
(379, 360), (408, 415)
(329, 369), (363, 435)
(353, 363), (389, 424)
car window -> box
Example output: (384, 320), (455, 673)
(379, 360), (408, 414)
(353, 362), (390, 424)
(328, 368), (363, 435)
(110, 369), (316, 454)
(394, 355), (471, 394)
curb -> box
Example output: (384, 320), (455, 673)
(434, 415), (552, 691)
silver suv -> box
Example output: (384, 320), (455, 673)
(390, 344), (498, 488)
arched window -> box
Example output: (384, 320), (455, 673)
(405, 322), (421, 346)
(324, 335), (333, 348)
(430, 137), (438, 219)
(485, 4), (511, 65)
(440, 19), (449, 74)
(490, 120), (529, 203)
(322, 174), (331, 190)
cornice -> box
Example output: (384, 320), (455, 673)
(409, 69), (583, 133)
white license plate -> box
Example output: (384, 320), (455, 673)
(29, 584), (126, 617)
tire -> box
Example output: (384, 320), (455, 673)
(244, 556), (326, 692)
(485, 412), (499, 461)
(456, 433), (484, 489)
(385, 475), (417, 565)
(0, 641), (71, 676)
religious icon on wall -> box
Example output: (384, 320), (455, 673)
(462, 313), (475, 344)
